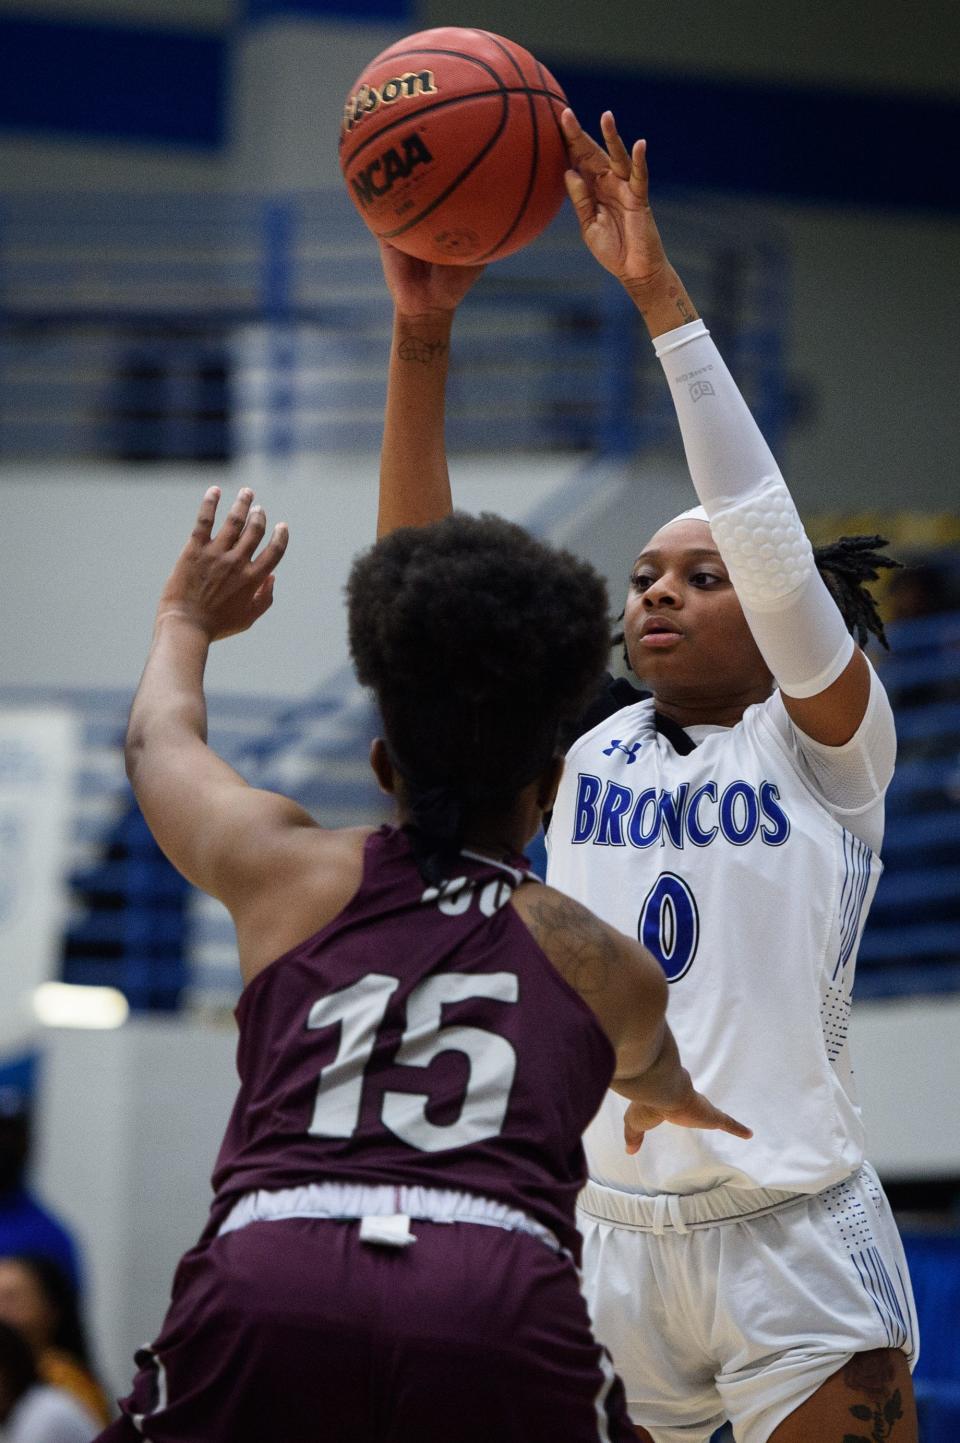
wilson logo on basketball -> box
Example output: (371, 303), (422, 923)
(351, 133), (434, 208)
(342, 71), (438, 135)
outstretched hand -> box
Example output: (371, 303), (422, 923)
(561, 108), (670, 294)
(623, 1091), (752, 1155)
(157, 486), (289, 642)
(378, 240), (486, 318)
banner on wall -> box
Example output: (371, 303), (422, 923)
(0, 711), (77, 1055)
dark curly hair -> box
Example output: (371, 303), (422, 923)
(347, 513), (611, 879)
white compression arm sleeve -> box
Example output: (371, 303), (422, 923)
(654, 320), (854, 698)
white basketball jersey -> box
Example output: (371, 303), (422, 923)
(546, 693), (883, 1196)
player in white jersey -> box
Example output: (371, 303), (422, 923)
(373, 109), (918, 1443)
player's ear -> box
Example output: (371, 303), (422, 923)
(369, 738), (396, 796)
(536, 755), (565, 814)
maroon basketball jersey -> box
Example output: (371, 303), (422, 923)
(205, 826), (615, 1258)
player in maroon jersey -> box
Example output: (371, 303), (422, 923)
(95, 493), (749, 1443)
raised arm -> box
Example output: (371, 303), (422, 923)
(562, 108), (875, 749)
(125, 486), (312, 917)
(376, 242), (485, 537)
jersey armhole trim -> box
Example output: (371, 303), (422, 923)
(756, 694), (888, 822)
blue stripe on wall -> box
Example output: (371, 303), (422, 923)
(0, 12), (955, 211)
(0, 15), (226, 148)
(555, 64), (960, 213)
(243, 0), (411, 18)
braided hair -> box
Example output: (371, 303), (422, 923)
(347, 513), (611, 882)
(813, 534), (901, 649)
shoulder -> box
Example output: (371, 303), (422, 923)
(510, 883), (667, 1063)
(233, 824), (376, 985)
(510, 882), (649, 1002)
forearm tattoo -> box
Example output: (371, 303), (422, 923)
(397, 336), (449, 364)
(667, 283), (696, 324)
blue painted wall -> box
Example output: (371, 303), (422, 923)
(0, 14), (226, 148)
(558, 64), (960, 214)
(0, 10), (957, 214)
(242, 0), (412, 17)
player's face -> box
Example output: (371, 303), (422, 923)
(0, 1261), (55, 1352)
(622, 520), (773, 708)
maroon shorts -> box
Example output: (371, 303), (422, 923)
(96, 1216), (634, 1442)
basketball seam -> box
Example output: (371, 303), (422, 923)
(478, 30), (530, 85)
(357, 46), (507, 90)
(344, 36), (567, 262)
(341, 86), (566, 166)
(537, 59), (568, 150)
(474, 70), (541, 262)
(378, 92), (512, 243)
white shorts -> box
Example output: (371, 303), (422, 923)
(577, 1163), (918, 1443)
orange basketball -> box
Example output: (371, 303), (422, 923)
(339, 27), (569, 265)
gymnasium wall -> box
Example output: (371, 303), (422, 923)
(0, 453), (607, 696)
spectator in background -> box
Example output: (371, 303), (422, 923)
(0, 1090), (81, 1298)
(0, 1320), (97, 1443)
(0, 1259), (109, 1428)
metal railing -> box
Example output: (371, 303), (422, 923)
(0, 188), (789, 463)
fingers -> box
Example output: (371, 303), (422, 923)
(714, 1112), (753, 1141)
(214, 487), (255, 549)
(250, 574), (276, 619)
(691, 1093), (753, 1140)
(564, 168), (596, 230)
(624, 1127), (644, 1156)
(630, 137), (649, 201)
(560, 107), (609, 177)
(599, 110), (631, 179)
(201, 486), (289, 586)
(211, 490), (288, 570)
(249, 520), (289, 581)
(232, 502), (268, 561)
(622, 1100), (661, 1155)
(191, 485), (221, 545)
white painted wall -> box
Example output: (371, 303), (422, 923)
(33, 1018), (240, 1400)
(230, 19), (406, 190)
(0, 455), (599, 699)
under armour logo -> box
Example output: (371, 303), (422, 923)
(603, 739), (641, 764)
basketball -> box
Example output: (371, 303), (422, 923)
(339, 27), (569, 265)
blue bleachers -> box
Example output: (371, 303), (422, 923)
(857, 608), (960, 998)
(0, 188), (788, 463)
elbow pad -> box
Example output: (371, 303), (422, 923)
(655, 322), (854, 696)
